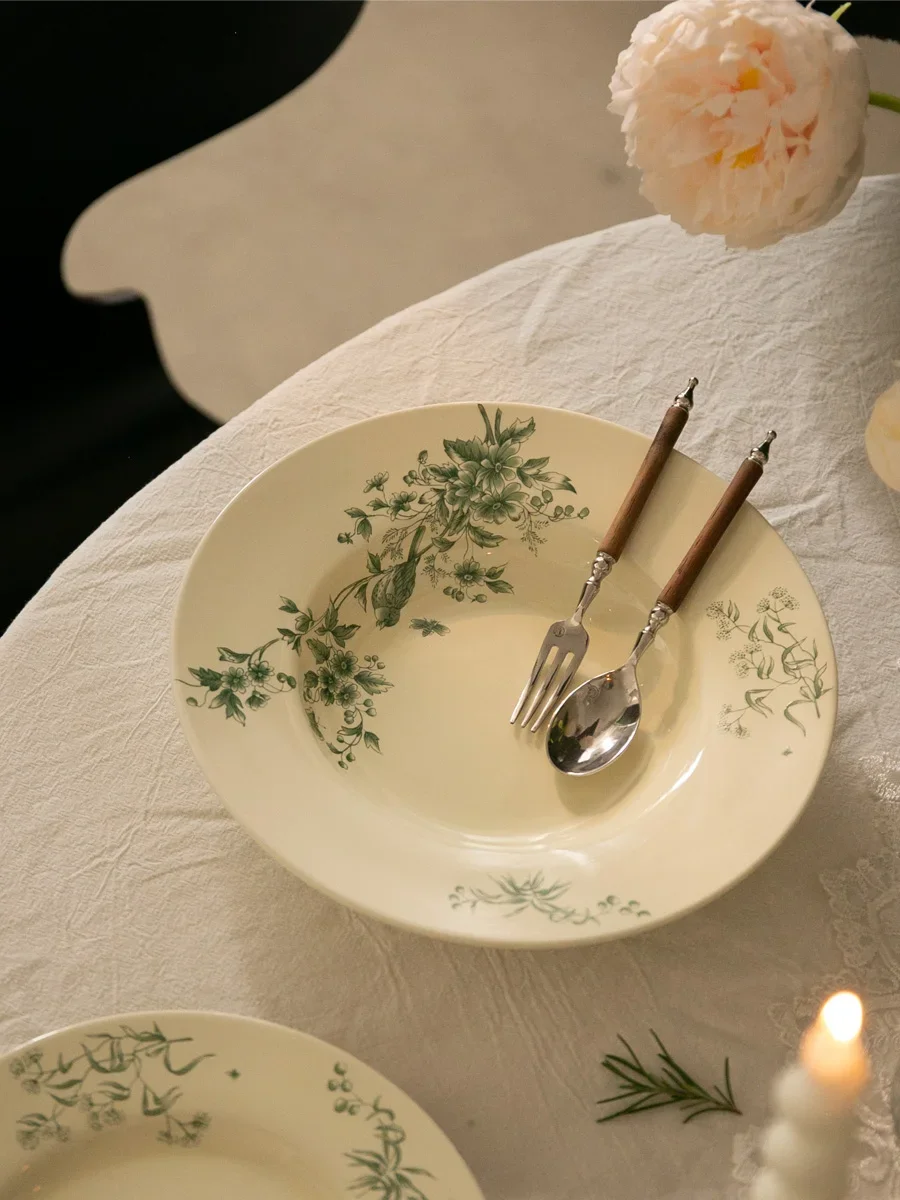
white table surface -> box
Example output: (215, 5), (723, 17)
(2, 175), (899, 1200)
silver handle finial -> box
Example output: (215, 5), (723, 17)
(672, 377), (699, 412)
(748, 429), (777, 466)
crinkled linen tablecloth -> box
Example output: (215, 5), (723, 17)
(1, 176), (899, 1199)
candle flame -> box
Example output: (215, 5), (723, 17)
(821, 992), (863, 1042)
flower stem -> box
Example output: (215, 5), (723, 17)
(869, 91), (900, 115)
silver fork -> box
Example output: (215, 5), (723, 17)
(509, 378), (697, 732)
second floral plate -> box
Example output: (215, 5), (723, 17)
(0, 1010), (482, 1199)
(174, 402), (836, 946)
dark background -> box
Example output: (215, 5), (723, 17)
(0, 0), (895, 633)
(0, 0), (363, 631)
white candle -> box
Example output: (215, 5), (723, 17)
(750, 992), (868, 1200)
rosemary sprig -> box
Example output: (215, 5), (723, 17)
(597, 1031), (741, 1124)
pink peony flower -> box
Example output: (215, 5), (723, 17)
(609, 0), (869, 248)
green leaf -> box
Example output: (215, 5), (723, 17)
(332, 624), (360, 647)
(303, 670), (319, 689)
(345, 507), (367, 519)
(431, 536), (455, 553)
(185, 696), (199, 707)
(210, 690), (246, 724)
(533, 470), (575, 493)
(364, 731), (382, 753)
(217, 647), (250, 663)
(277, 628), (302, 652)
(744, 688), (773, 716)
(306, 709), (325, 741)
(49, 1092), (80, 1107)
(425, 464), (457, 483)
(141, 1083), (181, 1117)
(355, 670), (392, 696)
(497, 416), (535, 445)
(367, 552), (382, 575)
(82, 1043), (112, 1074)
(47, 1078), (80, 1090)
(308, 639), (331, 664)
(188, 666), (223, 690)
(357, 518), (373, 540)
(485, 565), (505, 579)
(321, 602), (339, 633)
(468, 525), (503, 548)
(295, 610), (315, 635)
(443, 437), (485, 464)
(486, 578), (514, 594)
(784, 701), (808, 735)
(163, 1047), (214, 1076)
(354, 581), (369, 611)
(278, 597), (300, 613)
(761, 617), (775, 642)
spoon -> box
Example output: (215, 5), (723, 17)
(547, 430), (776, 777)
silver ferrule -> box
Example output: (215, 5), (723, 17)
(573, 551), (616, 620)
(748, 429), (777, 467)
(630, 602), (673, 663)
(671, 376), (699, 413)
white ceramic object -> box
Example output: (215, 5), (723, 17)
(173, 403), (836, 947)
(866, 379), (900, 490)
(0, 1011), (481, 1200)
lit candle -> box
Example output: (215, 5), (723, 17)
(750, 992), (869, 1200)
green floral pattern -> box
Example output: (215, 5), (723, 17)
(179, 641), (297, 726)
(449, 873), (650, 925)
(11, 1024), (214, 1150)
(706, 588), (831, 738)
(180, 406), (587, 766)
(328, 1062), (432, 1200)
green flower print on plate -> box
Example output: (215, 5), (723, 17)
(449, 873), (650, 925)
(706, 588), (831, 739)
(180, 405), (588, 766)
(328, 1062), (433, 1200)
(11, 1023), (215, 1150)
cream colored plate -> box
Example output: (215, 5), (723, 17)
(173, 403), (836, 946)
(0, 1011), (481, 1199)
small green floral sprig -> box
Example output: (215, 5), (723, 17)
(449, 873), (650, 925)
(179, 640), (297, 726)
(706, 588), (830, 738)
(11, 1025), (213, 1149)
(327, 1062), (433, 1200)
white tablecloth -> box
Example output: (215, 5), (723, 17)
(2, 175), (899, 1200)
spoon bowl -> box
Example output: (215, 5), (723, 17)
(547, 665), (642, 776)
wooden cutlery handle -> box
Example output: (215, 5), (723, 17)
(657, 437), (774, 613)
(598, 390), (694, 560)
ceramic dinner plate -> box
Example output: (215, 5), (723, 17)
(173, 403), (836, 946)
(0, 1011), (481, 1199)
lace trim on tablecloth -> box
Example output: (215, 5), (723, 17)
(730, 752), (900, 1198)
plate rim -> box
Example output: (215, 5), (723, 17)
(172, 401), (838, 948)
(0, 1007), (486, 1199)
